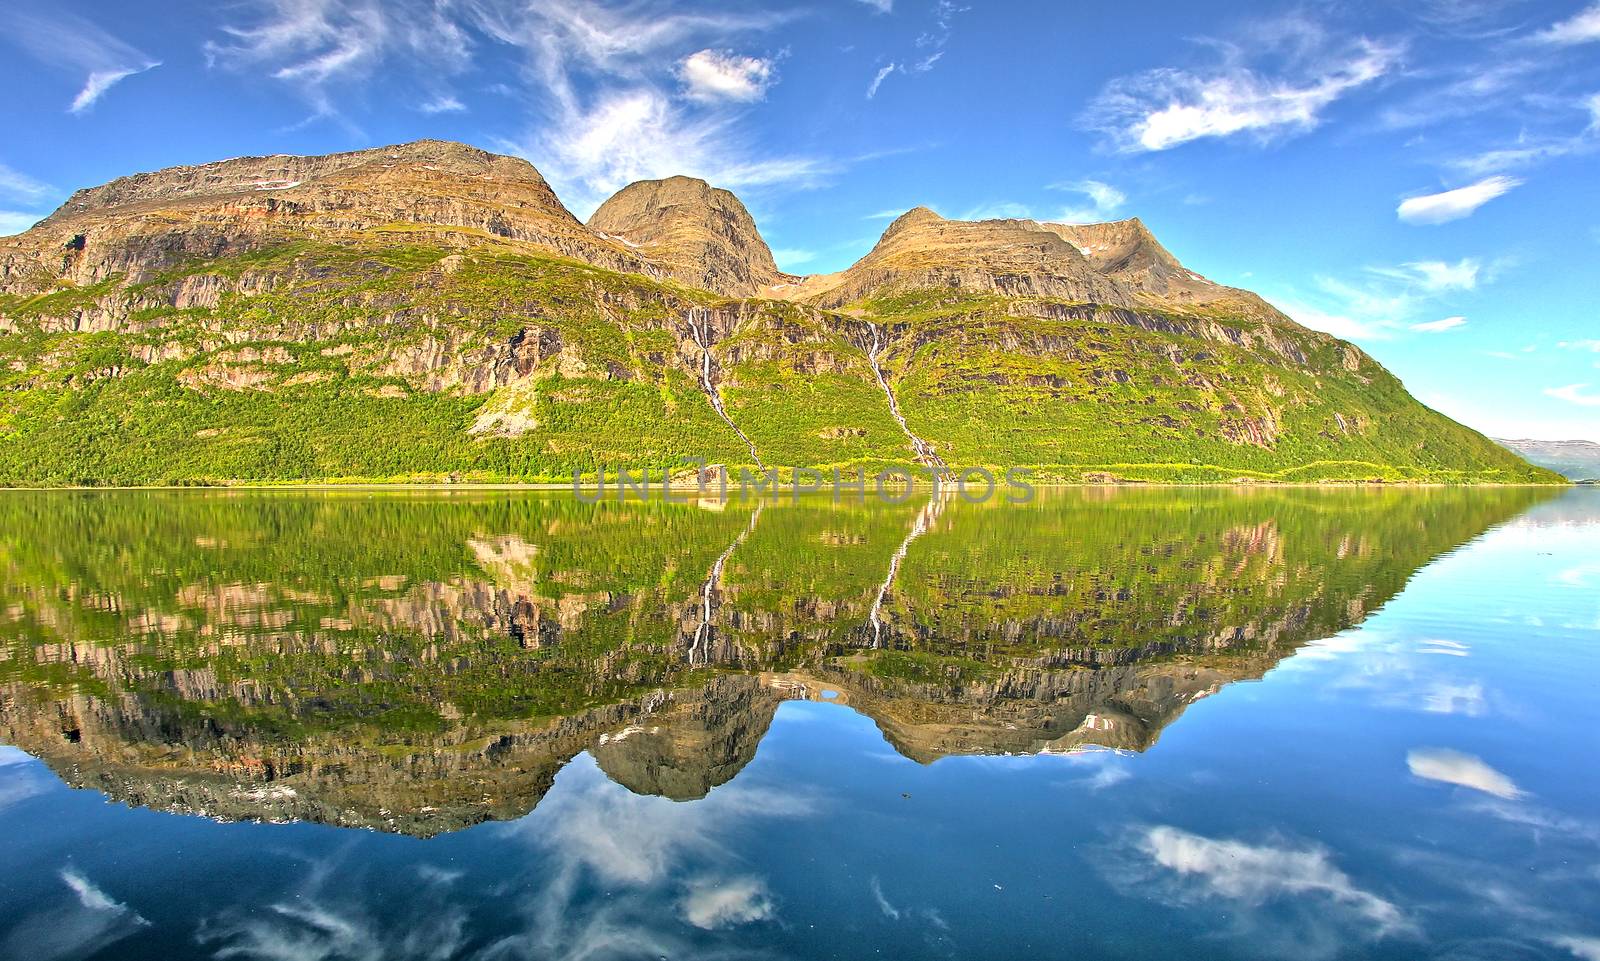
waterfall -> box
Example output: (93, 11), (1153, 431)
(869, 492), (947, 646)
(686, 309), (764, 471)
(689, 502), (764, 665)
(863, 321), (949, 476)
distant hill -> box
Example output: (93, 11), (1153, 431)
(1494, 438), (1600, 481)
(0, 139), (1561, 486)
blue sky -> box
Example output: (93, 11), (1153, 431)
(1, 0), (1597, 440)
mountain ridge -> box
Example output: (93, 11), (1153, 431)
(0, 138), (1561, 486)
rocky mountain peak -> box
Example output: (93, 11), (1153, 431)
(40, 140), (557, 225)
(797, 206), (1131, 308)
(2, 139), (651, 293)
(881, 206), (944, 236)
(588, 175), (786, 298)
(1043, 216), (1291, 322)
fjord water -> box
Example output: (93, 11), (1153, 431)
(0, 488), (1596, 960)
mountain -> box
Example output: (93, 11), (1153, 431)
(787, 206), (1130, 308)
(0, 139), (1559, 485)
(0, 486), (1551, 834)
(588, 175), (789, 297)
(1494, 438), (1600, 480)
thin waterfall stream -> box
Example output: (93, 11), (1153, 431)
(864, 321), (949, 476)
(686, 310), (764, 472)
(869, 492), (948, 646)
(690, 502), (764, 664)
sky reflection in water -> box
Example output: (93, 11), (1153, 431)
(0, 488), (1597, 960)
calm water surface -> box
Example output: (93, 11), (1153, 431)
(0, 488), (1596, 960)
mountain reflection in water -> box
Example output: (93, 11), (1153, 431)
(0, 487), (1550, 836)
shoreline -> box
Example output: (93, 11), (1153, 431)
(0, 480), (1573, 493)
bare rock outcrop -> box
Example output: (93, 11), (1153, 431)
(588, 175), (791, 298)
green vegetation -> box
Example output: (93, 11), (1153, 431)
(0, 486), (1554, 826)
(0, 240), (1562, 486)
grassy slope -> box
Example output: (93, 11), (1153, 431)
(867, 290), (1555, 483)
(0, 239), (1562, 485)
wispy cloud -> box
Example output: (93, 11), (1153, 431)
(679, 49), (775, 103)
(1277, 300), (1393, 341)
(0, 868), (151, 961)
(0, 164), (52, 206)
(866, 62), (899, 98)
(679, 875), (773, 929)
(856, 0), (894, 12)
(1546, 383), (1600, 407)
(0, 162), (56, 236)
(452, 1), (824, 214)
(1117, 825), (1413, 957)
(1551, 935), (1600, 961)
(866, 0), (964, 99)
(1140, 827), (1407, 931)
(1397, 175), (1521, 224)
(771, 247), (817, 270)
(207, 0), (475, 120)
(1274, 255), (1497, 342)
(8, 9), (159, 113)
(1370, 258), (1481, 291)
(1538, 3), (1600, 45)
(1051, 179), (1128, 223)
(418, 94), (465, 114)
(1086, 20), (1400, 152)
(1407, 748), (1523, 798)
(503, 88), (832, 217)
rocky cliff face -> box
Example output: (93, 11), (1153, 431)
(0, 139), (1556, 486)
(1045, 217), (1286, 321)
(588, 176), (789, 298)
(0, 486), (1552, 833)
(792, 207), (1132, 309)
(0, 139), (650, 293)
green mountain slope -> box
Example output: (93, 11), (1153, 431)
(0, 140), (1559, 486)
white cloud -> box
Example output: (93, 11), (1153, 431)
(1052, 179), (1127, 223)
(0, 868), (151, 961)
(867, 62), (899, 98)
(1087, 24), (1399, 152)
(1539, 3), (1600, 44)
(1560, 339), (1600, 353)
(1545, 383), (1600, 407)
(1397, 175), (1522, 224)
(474, 1), (821, 215)
(679, 876), (773, 929)
(1407, 748), (1523, 798)
(679, 49), (774, 103)
(512, 87), (831, 217)
(960, 201), (1034, 220)
(870, 877), (901, 919)
(207, 0), (476, 118)
(70, 66), (159, 114)
(1552, 935), (1600, 961)
(771, 247), (816, 270)
(0, 211), (41, 237)
(1140, 826), (1408, 933)
(418, 94), (465, 114)
(857, 0), (893, 12)
(10, 9), (159, 113)
(0, 164), (52, 205)
(1411, 315), (1468, 332)
(1398, 258), (1480, 291)
(1278, 299), (1392, 341)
